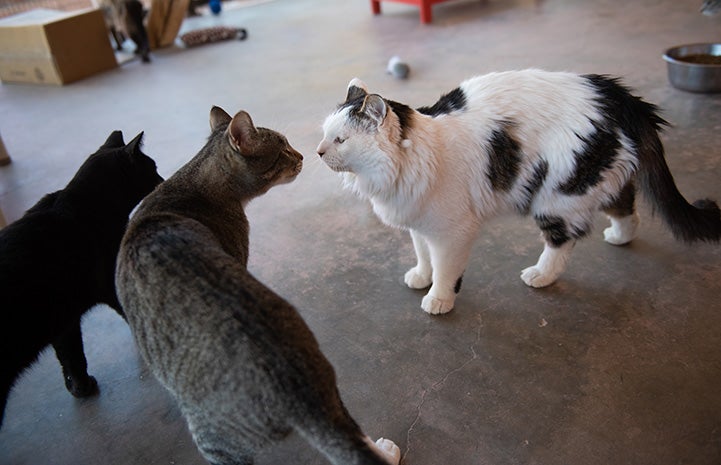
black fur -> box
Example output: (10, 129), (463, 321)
(585, 74), (720, 242)
(387, 100), (415, 140)
(487, 123), (522, 192)
(0, 132), (162, 427)
(454, 275), (463, 294)
(602, 181), (636, 218)
(417, 86), (468, 116)
(342, 95), (415, 141)
(534, 214), (570, 247)
(559, 120), (621, 195)
(516, 159), (549, 215)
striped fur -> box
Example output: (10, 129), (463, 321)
(317, 70), (720, 315)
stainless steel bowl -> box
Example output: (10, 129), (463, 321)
(663, 43), (721, 93)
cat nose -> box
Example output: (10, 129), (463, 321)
(316, 141), (328, 157)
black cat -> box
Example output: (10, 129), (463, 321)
(0, 131), (163, 427)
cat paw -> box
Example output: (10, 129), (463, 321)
(404, 267), (432, 289)
(375, 438), (401, 465)
(520, 266), (556, 288)
(66, 375), (99, 398)
(603, 226), (633, 245)
(421, 293), (454, 315)
(604, 213), (639, 245)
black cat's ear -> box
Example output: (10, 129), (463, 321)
(102, 130), (125, 149)
(228, 110), (258, 155)
(345, 78), (368, 102)
(124, 132), (144, 157)
(210, 106), (232, 131)
(361, 94), (387, 126)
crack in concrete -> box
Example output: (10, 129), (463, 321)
(402, 314), (484, 463)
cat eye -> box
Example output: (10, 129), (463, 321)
(334, 136), (346, 144)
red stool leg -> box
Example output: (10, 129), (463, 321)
(419, 0), (432, 23)
(371, 0), (381, 15)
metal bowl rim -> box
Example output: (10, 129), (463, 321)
(663, 43), (721, 68)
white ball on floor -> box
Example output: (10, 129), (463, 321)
(387, 56), (410, 79)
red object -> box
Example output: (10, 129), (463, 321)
(370, 0), (455, 24)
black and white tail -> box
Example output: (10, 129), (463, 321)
(608, 78), (721, 243)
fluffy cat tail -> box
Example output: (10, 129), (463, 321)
(637, 124), (721, 243)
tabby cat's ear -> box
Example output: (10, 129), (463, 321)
(210, 106), (232, 131)
(345, 78), (368, 102)
(361, 94), (387, 126)
(228, 111), (258, 155)
(102, 130), (125, 149)
(124, 132), (144, 157)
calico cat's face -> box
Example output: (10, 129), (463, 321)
(210, 107), (303, 188)
(317, 78), (395, 175)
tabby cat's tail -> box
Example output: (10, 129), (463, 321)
(635, 106), (721, 243)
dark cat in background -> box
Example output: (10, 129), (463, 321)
(0, 132), (162, 427)
(116, 107), (401, 465)
(95, 0), (151, 63)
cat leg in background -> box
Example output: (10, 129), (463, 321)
(51, 320), (99, 397)
(602, 181), (639, 245)
(419, 230), (477, 314)
(124, 0), (151, 63)
(404, 229), (432, 289)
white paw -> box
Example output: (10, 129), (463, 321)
(421, 293), (454, 314)
(375, 438), (401, 465)
(603, 226), (630, 245)
(604, 214), (639, 245)
(520, 266), (557, 288)
(404, 266), (431, 289)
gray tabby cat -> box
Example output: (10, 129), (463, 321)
(116, 107), (401, 465)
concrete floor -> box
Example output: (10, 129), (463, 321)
(1, 0), (721, 464)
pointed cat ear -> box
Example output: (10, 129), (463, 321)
(210, 106), (232, 131)
(124, 132), (144, 157)
(228, 110), (258, 154)
(102, 130), (125, 149)
(361, 94), (387, 126)
(345, 78), (368, 102)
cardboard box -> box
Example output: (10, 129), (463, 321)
(147, 0), (190, 50)
(0, 8), (118, 85)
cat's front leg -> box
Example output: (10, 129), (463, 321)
(52, 319), (99, 397)
(404, 229), (432, 289)
(421, 234), (476, 315)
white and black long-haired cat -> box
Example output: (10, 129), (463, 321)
(0, 132), (162, 427)
(116, 107), (401, 465)
(317, 69), (720, 315)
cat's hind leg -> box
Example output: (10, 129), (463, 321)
(602, 181), (639, 245)
(404, 229), (432, 289)
(52, 318), (98, 397)
(521, 240), (575, 288)
(521, 214), (586, 288)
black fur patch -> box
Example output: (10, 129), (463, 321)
(516, 159), (549, 215)
(454, 275), (463, 294)
(558, 120), (621, 195)
(602, 181), (636, 217)
(534, 214), (570, 247)
(487, 124), (522, 192)
(339, 96), (414, 141)
(417, 87), (467, 116)
(387, 100), (415, 140)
